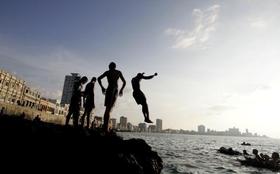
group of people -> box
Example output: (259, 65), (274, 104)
(218, 146), (280, 170)
(242, 149), (280, 170)
(65, 62), (158, 132)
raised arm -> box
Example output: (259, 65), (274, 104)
(119, 72), (126, 96)
(98, 72), (107, 94)
(142, 73), (158, 80)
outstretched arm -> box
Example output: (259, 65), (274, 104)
(142, 73), (158, 80)
(119, 72), (126, 96)
(98, 72), (107, 94)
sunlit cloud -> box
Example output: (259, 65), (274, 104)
(165, 4), (220, 49)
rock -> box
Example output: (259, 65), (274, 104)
(0, 115), (163, 174)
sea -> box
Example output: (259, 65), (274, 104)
(118, 132), (280, 174)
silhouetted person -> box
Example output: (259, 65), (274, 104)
(271, 152), (280, 166)
(65, 76), (88, 128)
(241, 142), (251, 146)
(243, 150), (249, 156)
(131, 72), (157, 123)
(33, 115), (41, 123)
(252, 149), (262, 162)
(20, 112), (25, 119)
(80, 77), (96, 128)
(98, 62), (126, 132)
(0, 107), (4, 116)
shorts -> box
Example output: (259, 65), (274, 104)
(133, 90), (146, 105)
(105, 87), (118, 107)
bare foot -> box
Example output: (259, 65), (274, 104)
(145, 119), (153, 123)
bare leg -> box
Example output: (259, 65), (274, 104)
(72, 110), (80, 128)
(103, 106), (112, 132)
(65, 111), (73, 126)
(142, 104), (147, 120)
(86, 111), (91, 129)
(80, 112), (86, 127)
(143, 103), (152, 123)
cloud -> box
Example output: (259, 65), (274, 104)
(165, 4), (220, 49)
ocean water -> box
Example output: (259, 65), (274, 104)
(118, 132), (280, 174)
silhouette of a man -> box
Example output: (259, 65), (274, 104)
(132, 72), (157, 123)
(80, 77), (96, 128)
(0, 107), (4, 116)
(65, 76), (88, 127)
(98, 62), (126, 132)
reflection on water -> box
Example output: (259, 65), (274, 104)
(118, 133), (280, 174)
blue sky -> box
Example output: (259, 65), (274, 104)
(1, 0), (280, 138)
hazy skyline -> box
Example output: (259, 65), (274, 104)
(1, 0), (280, 138)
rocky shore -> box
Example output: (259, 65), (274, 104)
(0, 115), (163, 174)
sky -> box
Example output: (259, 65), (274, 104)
(1, 0), (280, 138)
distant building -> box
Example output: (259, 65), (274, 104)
(61, 73), (80, 106)
(38, 98), (55, 114)
(110, 118), (117, 129)
(119, 116), (127, 130)
(156, 119), (162, 132)
(22, 86), (41, 109)
(148, 125), (157, 132)
(138, 123), (147, 132)
(227, 127), (241, 136)
(0, 69), (26, 105)
(198, 125), (206, 134)
(92, 116), (103, 128)
(127, 122), (133, 131)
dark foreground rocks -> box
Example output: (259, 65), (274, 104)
(0, 115), (163, 174)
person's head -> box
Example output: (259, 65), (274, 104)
(80, 76), (88, 84)
(91, 77), (97, 83)
(137, 73), (143, 78)
(243, 150), (247, 154)
(252, 149), (258, 155)
(264, 155), (270, 161)
(109, 62), (116, 70)
(272, 152), (279, 161)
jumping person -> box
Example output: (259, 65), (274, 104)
(131, 72), (157, 123)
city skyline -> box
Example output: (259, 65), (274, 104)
(1, 0), (280, 138)
(0, 67), (268, 137)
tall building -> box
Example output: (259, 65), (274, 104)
(198, 125), (206, 134)
(61, 73), (80, 106)
(119, 116), (127, 130)
(156, 119), (162, 132)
